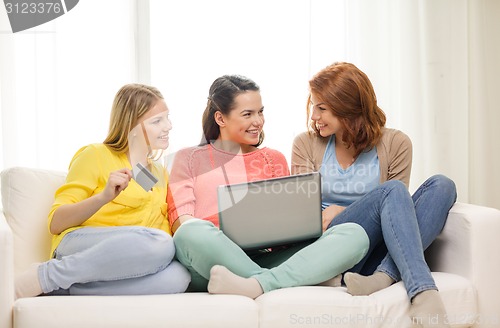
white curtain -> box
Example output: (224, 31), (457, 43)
(341, 0), (500, 209)
(1, 0), (499, 210)
(0, 0), (139, 172)
(467, 0), (500, 209)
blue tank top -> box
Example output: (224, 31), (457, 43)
(319, 135), (380, 209)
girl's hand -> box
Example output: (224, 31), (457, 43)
(50, 168), (133, 235)
(101, 168), (133, 203)
(322, 204), (346, 231)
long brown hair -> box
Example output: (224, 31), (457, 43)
(103, 84), (163, 153)
(308, 62), (386, 156)
(201, 75), (264, 146)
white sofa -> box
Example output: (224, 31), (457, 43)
(1, 166), (499, 328)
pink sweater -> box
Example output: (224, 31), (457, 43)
(167, 144), (290, 228)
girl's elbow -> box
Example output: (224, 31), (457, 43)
(49, 212), (65, 235)
(49, 222), (62, 235)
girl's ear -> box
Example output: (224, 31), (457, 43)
(214, 111), (225, 127)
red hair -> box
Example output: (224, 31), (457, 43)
(308, 62), (386, 157)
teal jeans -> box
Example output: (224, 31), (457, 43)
(173, 219), (369, 292)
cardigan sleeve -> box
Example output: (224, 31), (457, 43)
(291, 131), (328, 175)
(383, 129), (413, 188)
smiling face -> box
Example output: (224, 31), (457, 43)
(310, 94), (343, 138)
(128, 98), (171, 167)
(139, 99), (172, 150)
(217, 90), (264, 152)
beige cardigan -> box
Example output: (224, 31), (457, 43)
(291, 128), (413, 189)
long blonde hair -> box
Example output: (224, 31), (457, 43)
(103, 84), (164, 153)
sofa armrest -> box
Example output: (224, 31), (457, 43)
(0, 211), (14, 328)
(425, 202), (500, 327)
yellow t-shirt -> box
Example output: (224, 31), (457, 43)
(47, 143), (170, 256)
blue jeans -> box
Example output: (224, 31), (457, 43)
(39, 226), (191, 295)
(328, 175), (457, 299)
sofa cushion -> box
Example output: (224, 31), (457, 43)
(1, 167), (66, 275)
(256, 272), (476, 328)
(13, 293), (258, 328)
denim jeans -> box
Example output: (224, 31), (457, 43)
(39, 226), (191, 295)
(174, 219), (369, 293)
(328, 174), (457, 299)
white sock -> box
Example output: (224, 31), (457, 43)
(344, 271), (394, 295)
(317, 274), (342, 287)
(15, 263), (43, 299)
(207, 265), (263, 299)
(410, 290), (450, 328)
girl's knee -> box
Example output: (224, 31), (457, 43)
(421, 175), (457, 207)
(134, 228), (175, 267)
(383, 179), (407, 193)
(166, 261), (191, 293)
(173, 219), (215, 248)
(151, 260), (191, 294)
(346, 223), (370, 262)
(146, 228), (173, 250)
(328, 223), (370, 251)
(347, 223), (369, 250)
(325, 223), (370, 265)
(432, 175), (457, 197)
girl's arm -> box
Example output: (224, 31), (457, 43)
(167, 148), (197, 232)
(50, 168), (132, 234)
(385, 130), (413, 188)
(291, 133), (317, 174)
(170, 214), (196, 234)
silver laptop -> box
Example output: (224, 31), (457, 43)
(218, 172), (322, 250)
